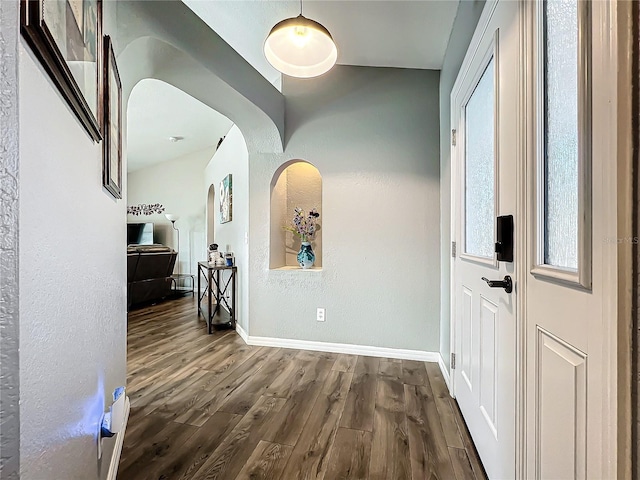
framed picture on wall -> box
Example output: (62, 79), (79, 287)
(220, 174), (233, 223)
(20, 0), (103, 141)
(102, 35), (122, 199)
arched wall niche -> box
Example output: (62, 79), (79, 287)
(270, 160), (323, 269)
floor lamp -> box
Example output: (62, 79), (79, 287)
(165, 214), (180, 278)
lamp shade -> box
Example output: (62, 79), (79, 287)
(264, 15), (337, 78)
(165, 214), (180, 222)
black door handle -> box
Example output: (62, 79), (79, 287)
(481, 275), (513, 293)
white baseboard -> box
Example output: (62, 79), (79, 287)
(236, 323), (249, 343)
(438, 354), (452, 393)
(106, 396), (130, 480)
(236, 330), (440, 363)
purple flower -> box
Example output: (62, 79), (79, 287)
(284, 207), (321, 241)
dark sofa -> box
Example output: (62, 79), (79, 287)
(127, 245), (177, 309)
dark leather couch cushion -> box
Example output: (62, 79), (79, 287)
(129, 278), (173, 306)
(133, 252), (176, 281)
(127, 254), (139, 283)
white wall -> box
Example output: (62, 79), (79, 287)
(127, 146), (216, 277)
(18, 40), (126, 479)
(204, 125), (250, 331)
(439, 0), (486, 369)
(249, 65), (441, 352)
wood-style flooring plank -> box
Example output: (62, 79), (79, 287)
(339, 356), (379, 432)
(369, 376), (411, 480)
(261, 354), (334, 446)
(425, 362), (464, 449)
(324, 427), (372, 480)
(401, 359), (429, 386)
(190, 340), (252, 371)
(233, 441), (293, 480)
(131, 412), (241, 480)
(379, 358), (403, 380)
(216, 348), (298, 415)
(129, 367), (210, 413)
(190, 395), (287, 480)
(450, 398), (488, 480)
(118, 415), (198, 479)
(173, 347), (279, 427)
(332, 354), (358, 373)
(404, 383), (457, 480)
(449, 446), (477, 480)
(280, 370), (353, 480)
(119, 410), (170, 466)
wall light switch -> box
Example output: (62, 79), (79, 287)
(317, 308), (325, 322)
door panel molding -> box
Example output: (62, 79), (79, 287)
(462, 286), (473, 391)
(479, 296), (498, 438)
(535, 327), (587, 480)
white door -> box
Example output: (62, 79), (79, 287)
(523, 0), (618, 478)
(451, 1), (520, 478)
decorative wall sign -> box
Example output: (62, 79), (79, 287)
(20, 0), (103, 141)
(127, 204), (164, 216)
(102, 35), (122, 199)
(219, 174), (232, 223)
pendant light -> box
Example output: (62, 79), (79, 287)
(264, 0), (337, 78)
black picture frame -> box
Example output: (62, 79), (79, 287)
(102, 35), (122, 199)
(20, 0), (103, 141)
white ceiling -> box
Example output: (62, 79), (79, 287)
(184, 0), (460, 84)
(127, 79), (233, 172)
(127, 1), (459, 171)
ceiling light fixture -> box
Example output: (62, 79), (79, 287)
(168, 136), (184, 143)
(264, 0), (337, 78)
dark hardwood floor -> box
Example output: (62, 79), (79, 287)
(119, 296), (486, 480)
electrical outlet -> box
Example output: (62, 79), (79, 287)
(317, 308), (325, 322)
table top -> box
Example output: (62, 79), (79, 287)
(198, 261), (237, 271)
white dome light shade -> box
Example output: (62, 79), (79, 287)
(264, 15), (337, 78)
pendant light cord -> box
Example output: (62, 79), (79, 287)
(300, 0), (303, 15)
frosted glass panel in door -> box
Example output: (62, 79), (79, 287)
(465, 58), (495, 258)
(543, 0), (578, 269)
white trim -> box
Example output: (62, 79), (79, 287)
(515, 2), (530, 478)
(235, 323), (249, 344)
(438, 354), (452, 392)
(594, 0), (620, 476)
(531, 0), (593, 290)
(106, 396), (130, 480)
(237, 332), (440, 363)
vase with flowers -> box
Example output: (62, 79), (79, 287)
(284, 207), (320, 269)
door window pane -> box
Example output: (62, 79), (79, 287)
(543, 0), (578, 269)
(465, 58), (495, 258)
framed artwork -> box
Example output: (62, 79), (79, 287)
(102, 35), (122, 199)
(220, 174), (233, 223)
(20, 0), (103, 141)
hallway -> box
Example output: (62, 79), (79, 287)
(119, 297), (486, 479)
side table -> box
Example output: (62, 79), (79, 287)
(197, 261), (237, 334)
